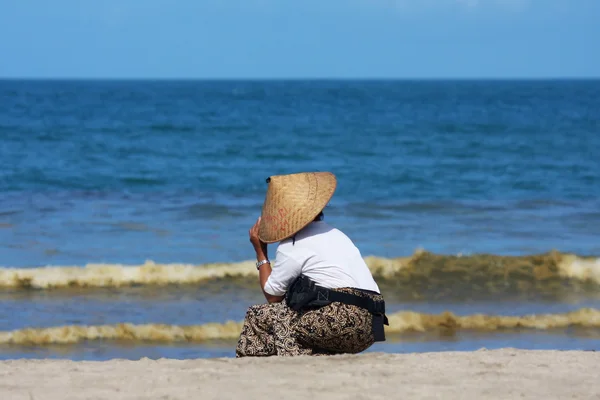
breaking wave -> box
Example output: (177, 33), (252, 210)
(2, 307), (600, 346)
(0, 250), (599, 291)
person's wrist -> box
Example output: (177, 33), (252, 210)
(254, 245), (267, 261)
(255, 254), (267, 262)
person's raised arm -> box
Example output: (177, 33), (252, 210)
(249, 217), (285, 303)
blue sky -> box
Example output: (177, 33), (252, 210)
(0, 0), (597, 79)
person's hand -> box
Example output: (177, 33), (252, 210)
(249, 217), (267, 254)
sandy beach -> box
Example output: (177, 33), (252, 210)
(1, 349), (599, 400)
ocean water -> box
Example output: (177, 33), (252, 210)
(1, 79), (599, 360)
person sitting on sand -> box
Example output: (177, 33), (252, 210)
(236, 171), (388, 357)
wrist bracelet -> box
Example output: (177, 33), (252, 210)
(256, 259), (270, 270)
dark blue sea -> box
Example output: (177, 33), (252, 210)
(1, 79), (599, 360)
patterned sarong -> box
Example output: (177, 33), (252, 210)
(235, 288), (384, 357)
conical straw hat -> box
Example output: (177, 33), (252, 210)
(258, 172), (337, 243)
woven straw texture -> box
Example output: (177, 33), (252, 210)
(258, 172), (337, 243)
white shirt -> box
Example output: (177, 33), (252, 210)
(263, 221), (381, 297)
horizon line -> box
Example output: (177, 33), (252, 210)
(1, 76), (599, 82)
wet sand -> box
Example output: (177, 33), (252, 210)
(1, 349), (598, 400)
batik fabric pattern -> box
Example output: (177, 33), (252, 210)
(235, 288), (383, 357)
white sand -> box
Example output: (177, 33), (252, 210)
(1, 349), (599, 400)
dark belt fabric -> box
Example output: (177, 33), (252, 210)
(285, 275), (389, 342)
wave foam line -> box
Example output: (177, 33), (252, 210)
(0, 260), (257, 289)
(2, 308), (600, 345)
(1, 251), (599, 290)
